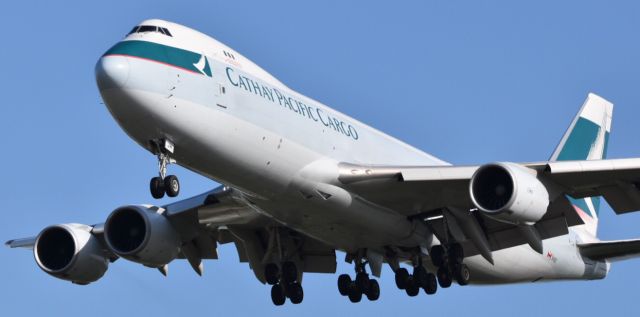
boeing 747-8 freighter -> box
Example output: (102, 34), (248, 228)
(7, 19), (640, 306)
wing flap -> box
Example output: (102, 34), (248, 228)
(425, 213), (569, 258)
(578, 239), (640, 262)
(600, 184), (640, 214)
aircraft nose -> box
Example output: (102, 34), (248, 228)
(95, 55), (130, 90)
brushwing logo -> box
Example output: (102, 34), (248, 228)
(193, 54), (212, 77)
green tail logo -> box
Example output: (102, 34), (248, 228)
(550, 93), (613, 218)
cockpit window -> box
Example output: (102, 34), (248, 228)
(137, 25), (157, 33)
(127, 26), (139, 35)
(127, 25), (173, 37)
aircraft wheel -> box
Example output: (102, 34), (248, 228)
(413, 266), (428, 289)
(265, 263), (279, 285)
(338, 274), (352, 296)
(164, 175), (180, 197)
(405, 276), (420, 297)
(423, 273), (437, 295)
(437, 267), (452, 288)
(394, 267), (410, 289)
(271, 284), (285, 306)
(454, 264), (471, 286)
(287, 282), (304, 304)
(150, 177), (165, 199)
(365, 279), (380, 301)
(348, 284), (362, 303)
(282, 261), (298, 284)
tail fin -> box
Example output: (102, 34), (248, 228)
(550, 93), (613, 235)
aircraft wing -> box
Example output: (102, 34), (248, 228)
(339, 158), (640, 215)
(579, 239), (640, 262)
(338, 163), (476, 215)
(4, 186), (264, 254)
(338, 158), (640, 260)
(6, 185), (337, 282)
(543, 158), (640, 213)
(162, 186), (337, 280)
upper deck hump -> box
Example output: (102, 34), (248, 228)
(125, 19), (287, 89)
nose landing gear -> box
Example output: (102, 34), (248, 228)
(149, 139), (180, 199)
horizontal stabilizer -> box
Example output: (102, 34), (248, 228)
(578, 239), (640, 262)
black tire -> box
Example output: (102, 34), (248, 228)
(454, 263), (471, 286)
(355, 272), (370, 293)
(437, 267), (452, 288)
(423, 273), (437, 295)
(348, 284), (362, 303)
(265, 263), (279, 285)
(413, 266), (428, 289)
(338, 274), (352, 296)
(150, 177), (165, 199)
(449, 243), (464, 264)
(282, 261), (298, 284)
(365, 279), (380, 301)
(164, 175), (180, 197)
(287, 282), (304, 304)
(394, 267), (410, 289)
(430, 245), (445, 267)
(405, 276), (420, 297)
(271, 284), (285, 306)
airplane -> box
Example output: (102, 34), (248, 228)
(7, 19), (640, 306)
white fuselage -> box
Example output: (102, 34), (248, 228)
(95, 19), (608, 284)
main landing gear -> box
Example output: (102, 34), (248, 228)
(430, 243), (471, 287)
(149, 139), (180, 199)
(391, 244), (470, 299)
(266, 261), (304, 305)
(394, 264), (438, 297)
(337, 257), (380, 303)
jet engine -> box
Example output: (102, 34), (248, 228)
(104, 205), (181, 267)
(34, 223), (109, 284)
(469, 162), (550, 225)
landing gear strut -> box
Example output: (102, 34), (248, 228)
(149, 139), (180, 199)
(337, 255), (380, 303)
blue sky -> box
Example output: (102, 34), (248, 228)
(2, 0), (640, 316)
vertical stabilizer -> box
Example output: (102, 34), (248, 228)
(550, 93), (613, 235)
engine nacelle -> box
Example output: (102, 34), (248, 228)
(34, 223), (109, 285)
(469, 162), (550, 225)
(104, 205), (181, 267)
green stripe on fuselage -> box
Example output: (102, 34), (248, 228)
(104, 40), (209, 76)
